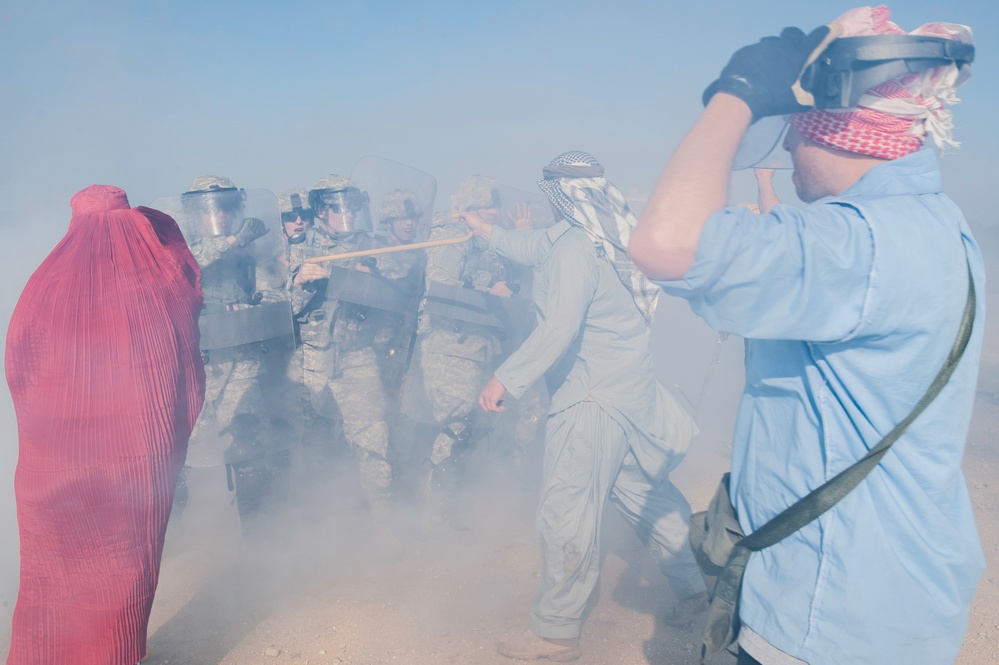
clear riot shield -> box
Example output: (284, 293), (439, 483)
(151, 188), (294, 468)
(320, 256), (426, 396)
(314, 158), (437, 388)
(150, 188), (283, 257)
(151, 188), (286, 291)
(150, 185), (293, 372)
(350, 155), (437, 244)
(494, 183), (557, 231)
(421, 182), (542, 354)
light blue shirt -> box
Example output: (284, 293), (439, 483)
(658, 149), (986, 665)
(490, 221), (695, 481)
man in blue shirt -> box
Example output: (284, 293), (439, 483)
(630, 7), (983, 665)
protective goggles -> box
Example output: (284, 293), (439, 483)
(281, 209), (315, 224)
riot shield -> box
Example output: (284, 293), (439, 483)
(487, 184), (547, 347)
(150, 189), (281, 244)
(350, 156), (437, 244)
(152, 188), (286, 293)
(494, 184), (557, 230)
(423, 180), (545, 346)
(424, 281), (533, 333)
(341, 157), (436, 388)
(198, 300), (295, 351)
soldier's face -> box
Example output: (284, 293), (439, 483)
(283, 216), (309, 239)
(319, 208), (355, 234)
(391, 218), (417, 243)
(200, 209), (240, 237)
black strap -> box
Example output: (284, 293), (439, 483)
(829, 36), (975, 66)
(740, 261), (976, 552)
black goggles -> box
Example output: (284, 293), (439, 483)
(281, 209), (315, 224)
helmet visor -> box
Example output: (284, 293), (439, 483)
(181, 187), (246, 236)
(310, 187), (372, 233)
(733, 117), (792, 171)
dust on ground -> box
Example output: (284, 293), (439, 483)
(1, 342), (997, 665)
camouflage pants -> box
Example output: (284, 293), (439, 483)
(303, 342), (391, 508)
(186, 348), (295, 533)
(189, 353), (266, 468)
(405, 327), (501, 465)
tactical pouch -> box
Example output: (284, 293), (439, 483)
(689, 473), (749, 656)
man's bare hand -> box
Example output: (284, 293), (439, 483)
(508, 202), (532, 232)
(478, 376), (507, 412)
(754, 168), (776, 183)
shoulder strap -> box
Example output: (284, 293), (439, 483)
(741, 260), (976, 552)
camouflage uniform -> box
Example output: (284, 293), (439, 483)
(181, 175), (293, 535)
(373, 190), (427, 404)
(287, 176), (394, 511)
(401, 177), (525, 519)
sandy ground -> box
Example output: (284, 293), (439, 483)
(3, 392), (992, 665)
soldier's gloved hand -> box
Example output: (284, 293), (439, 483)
(702, 26), (834, 121)
(233, 217), (269, 247)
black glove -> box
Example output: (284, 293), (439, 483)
(233, 217), (269, 247)
(703, 26), (833, 121)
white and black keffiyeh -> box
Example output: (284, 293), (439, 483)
(538, 151), (660, 323)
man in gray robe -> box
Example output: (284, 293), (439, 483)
(466, 151), (705, 661)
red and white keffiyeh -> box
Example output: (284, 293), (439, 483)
(789, 5), (973, 160)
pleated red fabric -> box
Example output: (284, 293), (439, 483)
(5, 185), (206, 665)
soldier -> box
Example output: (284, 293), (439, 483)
(287, 174), (395, 519)
(400, 176), (531, 525)
(278, 187), (314, 245)
(373, 189), (426, 385)
(176, 175), (294, 538)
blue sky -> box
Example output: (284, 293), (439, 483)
(2, 0), (995, 224)
(0, 0), (997, 615)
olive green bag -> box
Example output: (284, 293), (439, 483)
(689, 264), (976, 660)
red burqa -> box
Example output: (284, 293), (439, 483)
(4, 185), (206, 665)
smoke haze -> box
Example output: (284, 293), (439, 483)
(2, 0), (998, 659)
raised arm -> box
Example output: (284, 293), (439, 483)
(630, 25), (834, 281)
(755, 168), (782, 214)
(629, 95), (751, 281)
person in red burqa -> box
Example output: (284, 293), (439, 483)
(4, 185), (206, 665)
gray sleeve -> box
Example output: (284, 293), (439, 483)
(489, 226), (554, 268)
(494, 239), (595, 398)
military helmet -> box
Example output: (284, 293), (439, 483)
(380, 189), (422, 224)
(181, 174), (246, 237)
(309, 174), (372, 233)
(451, 175), (500, 213)
(278, 188), (314, 221)
(187, 174), (237, 192)
(312, 174), (353, 192)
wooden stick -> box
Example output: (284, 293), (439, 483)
(304, 231), (473, 264)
